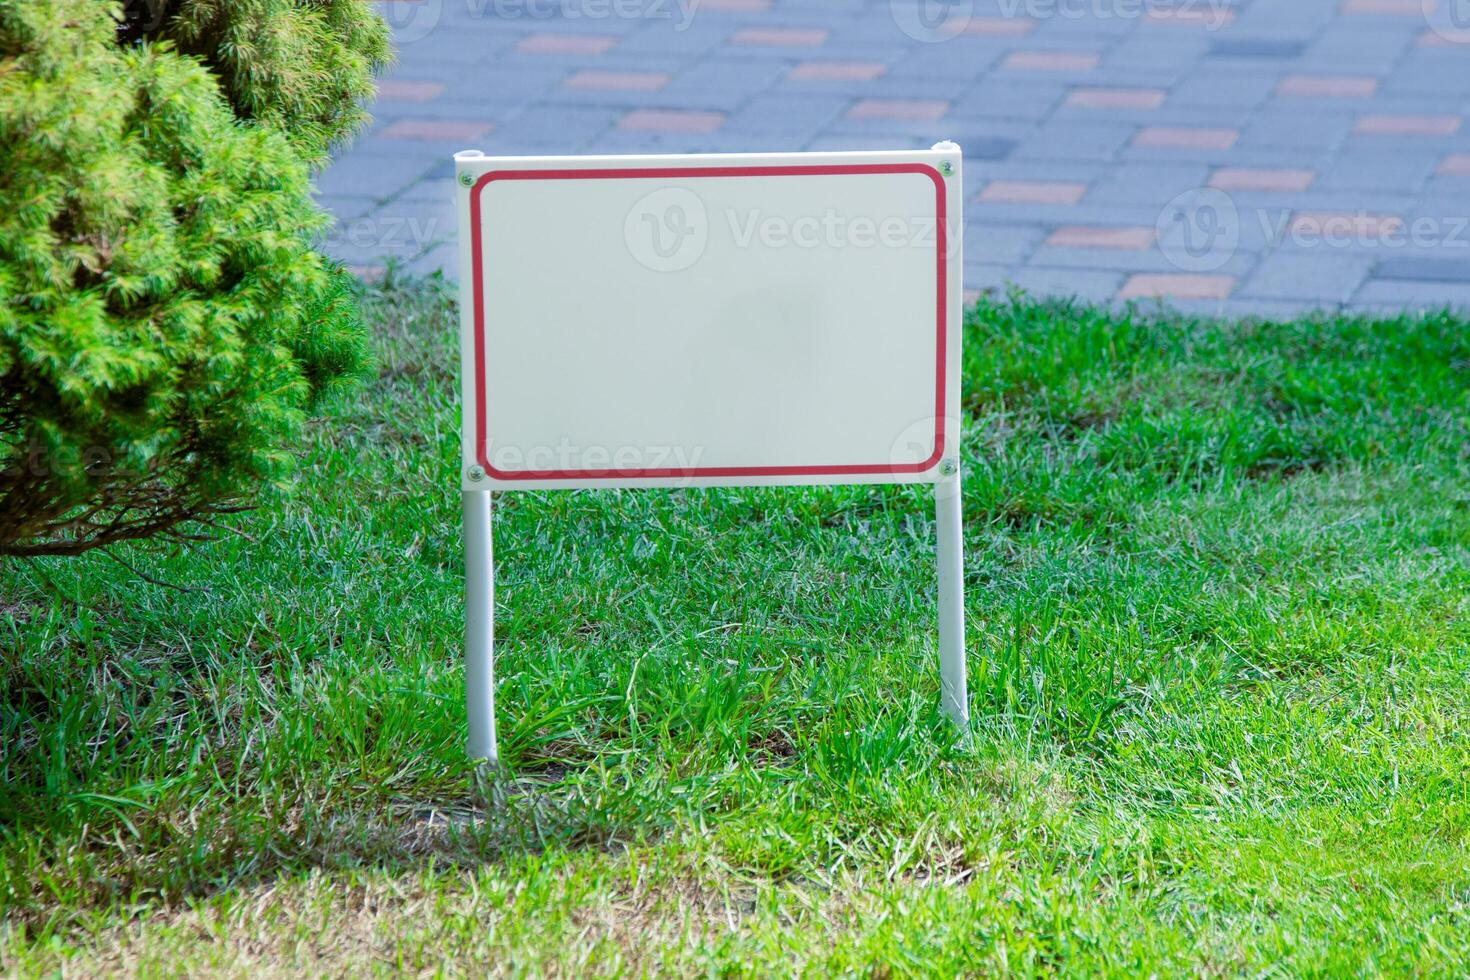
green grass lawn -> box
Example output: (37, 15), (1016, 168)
(3, 274), (1469, 975)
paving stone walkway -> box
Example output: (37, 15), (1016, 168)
(319, 0), (1470, 316)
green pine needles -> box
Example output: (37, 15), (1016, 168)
(0, 0), (389, 556)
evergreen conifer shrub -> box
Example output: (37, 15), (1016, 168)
(0, 0), (389, 556)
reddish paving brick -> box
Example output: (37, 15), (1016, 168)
(847, 98), (949, 121)
(618, 109), (724, 133)
(1288, 212), (1405, 239)
(1209, 167), (1317, 192)
(1436, 154), (1470, 176)
(1001, 50), (1100, 71)
(731, 27), (828, 46)
(978, 180), (1087, 204)
(788, 61), (886, 82)
(1278, 74), (1379, 97)
(516, 34), (617, 55)
(1118, 274), (1235, 300)
(1134, 126), (1238, 149)
(565, 70), (670, 91)
(1065, 87), (1166, 110)
(963, 16), (1035, 36)
(1354, 114), (1462, 136)
(378, 118), (494, 140)
(376, 79), (444, 101)
(1047, 226), (1155, 249)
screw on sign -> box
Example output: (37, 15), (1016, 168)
(453, 145), (967, 766)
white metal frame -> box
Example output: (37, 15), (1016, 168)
(458, 145), (966, 765)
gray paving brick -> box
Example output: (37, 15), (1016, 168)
(315, 152), (442, 202)
(1088, 162), (1212, 205)
(1169, 70), (1281, 109)
(1352, 280), (1470, 309)
(1013, 119), (1134, 162)
(723, 93), (849, 136)
(963, 223), (1046, 265)
(1374, 257), (1470, 282)
(1209, 38), (1306, 59)
(1027, 244), (1258, 277)
(1237, 253), (1373, 302)
(1006, 266), (1124, 303)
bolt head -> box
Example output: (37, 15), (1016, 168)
(458, 171), (474, 188)
(938, 458), (958, 476)
(939, 161), (954, 177)
(467, 464), (486, 482)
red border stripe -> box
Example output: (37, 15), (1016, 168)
(469, 163), (947, 481)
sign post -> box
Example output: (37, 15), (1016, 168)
(455, 145), (966, 765)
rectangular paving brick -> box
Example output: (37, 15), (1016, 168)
(1118, 273), (1236, 300)
(1134, 127), (1239, 149)
(377, 118), (494, 141)
(1046, 226), (1155, 249)
(565, 70), (670, 92)
(847, 99), (949, 121)
(1209, 39), (1306, 58)
(1437, 154), (1470, 175)
(1288, 212), (1405, 239)
(1238, 254), (1374, 301)
(1374, 257), (1470, 281)
(978, 180), (1087, 204)
(1354, 114), (1463, 135)
(730, 27), (828, 46)
(1278, 75), (1380, 97)
(515, 34), (617, 55)
(376, 79), (445, 102)
(1210, 167), (1318, 191)
(1001, 51), (1101, 72)
(963, 16), (1035, 36)
(1064, 87), (1166, 110)
(618, 109), (724, 132)
(789, 62), (887, 82)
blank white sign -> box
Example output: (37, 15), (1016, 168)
(455, 148), (962, 490)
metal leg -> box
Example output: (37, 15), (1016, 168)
(936, 473), (968, 730)
(464, 489), (498, 763)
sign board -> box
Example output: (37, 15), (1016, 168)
(454, 147), (967, 764)
(455, 149), (962, 490)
